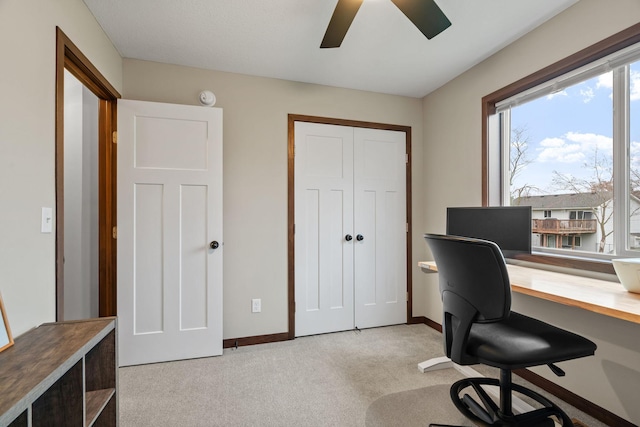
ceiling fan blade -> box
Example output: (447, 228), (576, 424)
(320, 0), (364, 48)
(390, 0), (451, 40)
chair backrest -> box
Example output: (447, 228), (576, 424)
(424, 233), (512, 364)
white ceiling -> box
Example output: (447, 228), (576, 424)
(84, 0), (578, 98)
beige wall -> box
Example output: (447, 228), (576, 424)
(3, 0), (638, 421)
(0, 0), (122, 336)
(422, 0), (640, 423)
(122, 60), (426, 339)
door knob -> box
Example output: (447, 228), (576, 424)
(356, 234), (364, 241)
(345, 234), (353, 242)
(210, 241), (219, 249)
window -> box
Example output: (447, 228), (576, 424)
(569, 211), (592, 220)
(546, 235), (557, 248)
(562, 235), (582, 248)
(564, 236), (571, 248)
(492, 41), (640, 260)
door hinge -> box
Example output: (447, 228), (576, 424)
(112, 131), (118, 144)
(405, 153), (409, 163)
(406, 292), (409, 302)
(406, 223), (409, 233)
(112, 226), (117, 239)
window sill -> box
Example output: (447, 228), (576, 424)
(510, 252), (615, 275)
(419, 261), (640, 324)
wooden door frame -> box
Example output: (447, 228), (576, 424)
(287, 114), (413, 339)
(55, 27), (121, 319)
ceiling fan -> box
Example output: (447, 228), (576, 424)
(320, 0), (451, 48)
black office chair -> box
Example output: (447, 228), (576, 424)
(424, 234), (597, 427)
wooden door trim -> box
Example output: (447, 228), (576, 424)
(55, 27), (121, 319)
(287, 114), (413, 340)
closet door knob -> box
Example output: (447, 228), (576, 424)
(210, 241), (219, 249)
(345, 234), (353, 242)
(356, 234), (364, 241)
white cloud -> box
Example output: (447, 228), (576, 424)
(574, 72), (613, 101)
(537, 138), (583, 163)
(539, 137), (565, 147)
(565, 131), (612, 150)
(536, 132), (612, 163)
(580, 87), (595, 103)
(596, 72), (613, 90)
(546, 90), (567, 100)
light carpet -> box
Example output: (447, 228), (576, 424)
(365, 384), (473, 426)
(118, 324), (605, 426)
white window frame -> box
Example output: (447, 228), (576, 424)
(492, 42), (640, 261)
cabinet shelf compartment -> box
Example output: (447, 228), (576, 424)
(0, 318), (117, 427)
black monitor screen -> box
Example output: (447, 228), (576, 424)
(446, 206), (532, 257)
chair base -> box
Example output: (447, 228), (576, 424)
(450, 377), (573, 427)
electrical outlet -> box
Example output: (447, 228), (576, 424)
(251, 298), (261, 313)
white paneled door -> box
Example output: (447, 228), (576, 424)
(117, 100), (223, 366)
(353, 128), (407, 329)
(295, 123), (355, 336)
(294, 122), (406, 337)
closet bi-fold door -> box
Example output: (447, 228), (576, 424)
(353, 127), (407, 329)
(294, 122), (406, 337)
(295, 122), (355, 337)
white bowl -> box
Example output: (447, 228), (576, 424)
(612, 258), (640, 294)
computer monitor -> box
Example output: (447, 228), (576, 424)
(446, 206), (532, 257)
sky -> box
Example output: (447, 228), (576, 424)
(510, 61), (640, 195)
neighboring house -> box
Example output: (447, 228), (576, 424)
(514, 192), (640, 253)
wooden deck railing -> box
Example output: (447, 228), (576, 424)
(532, 218), (597, 234)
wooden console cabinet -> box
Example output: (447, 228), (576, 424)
(0, 318), (117, 426)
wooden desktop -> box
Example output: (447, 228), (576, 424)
(419, 261), (640, 324)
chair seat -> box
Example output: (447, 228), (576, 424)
(467, 312), (597, 370)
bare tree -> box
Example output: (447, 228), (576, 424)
(509, 126), (539, 203)
(551, 147), (613, 252)
(630, 167), (640, 195)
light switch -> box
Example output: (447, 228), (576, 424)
(41, 207), (53, 233)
